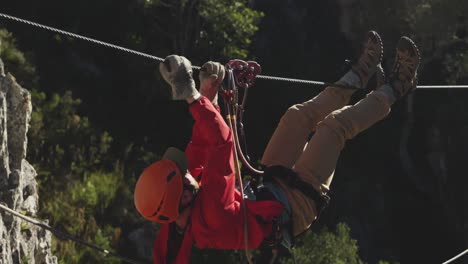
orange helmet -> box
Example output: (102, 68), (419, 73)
(134, 148), (188, 223)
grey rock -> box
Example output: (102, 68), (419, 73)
(8, 170), (20, 189)
(0, 58), (57, 263)
(0, 173), (7, 191)
(0, 40), (3, 77)
(22, 196), (37, 216)
(6, 73), (31, 172)
(0, 93), (9, 190)
(0, 59), (4, 77)
(3, 190), (17, 209)
(23, 184), (35, 200)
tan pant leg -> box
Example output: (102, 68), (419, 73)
(261, 86), (354, 168)
(284, 89), (393, 235)
(293, 89), (393, 193)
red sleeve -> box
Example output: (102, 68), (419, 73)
(153, 224), (169, 264)
(185, 104), (221, 180)
(189, 97), (238, 227)
(153, 224), (194, 264)
(188, 97), (284, 249)
(189, 97), (233, 185)
(185, 125), (206, 180)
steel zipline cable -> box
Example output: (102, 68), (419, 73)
(0, 13), (165, 63)
(1, 12), (468, 89)
(0, 203), (148, 264)
(442, 249), (468, 264)
(2, 11), (468, 264)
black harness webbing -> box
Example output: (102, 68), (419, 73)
(262, 165), (331, 217)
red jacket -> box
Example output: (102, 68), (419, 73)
(153, 97), (284, 263)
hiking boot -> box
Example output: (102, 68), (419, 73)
(375, 63), (386, 88)
(389, 36), (421, 98)
(366, 63), (386, 91)
(352, 31), (383, 89)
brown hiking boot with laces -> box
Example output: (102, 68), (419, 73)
(367, 63), (386, 91)
(389, 36), (421, 98)
(352, 31), (384, 89)
(375, 63), (386, 88)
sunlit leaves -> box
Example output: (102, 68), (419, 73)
(283, 223), (363, 264)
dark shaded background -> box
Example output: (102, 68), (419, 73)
(1, 0), (467, 263)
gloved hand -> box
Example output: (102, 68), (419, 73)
(159, 55), (200, 101)
(199, 61), (225, 105)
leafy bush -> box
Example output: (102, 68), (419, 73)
(0, 28), (38, 88)
(28, 90), (114, 182)
(43, 170), (123, 264)
(27, 89), (133, 263)
(142, 0), (263, 60)
(198, 0), (264, 59)
(283, 223), (363, 264)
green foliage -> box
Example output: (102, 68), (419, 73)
(198, 0), (264, 59)
(143, 0), (263, 60)
(43, 169), (123, 264)
(283, 223), (363, 264)
(442, 50), (468, 84)
(353, 0), (468, 58)
(190, 247), (244, 264)
(0, 28), (38, 88)
(351, 0), (416, 40)
(70, 170), (121, 213)
(27, 89), (132, 264)
(28, 90), (113, 185)
(377, 261), (400, 264)
(410, 0), (468, 42)
(404, 0), (468, 80)
(21, 255), (31, 264)
(25, 85), (132, 263)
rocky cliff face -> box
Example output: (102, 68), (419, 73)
(0, 59), (57, 264)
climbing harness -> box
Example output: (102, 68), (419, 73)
(0, 203), (147, 264)
(263, 166), (330, 218)
(255, 184), (295, 264)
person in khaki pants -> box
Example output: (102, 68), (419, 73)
(134, 30), (420, 263)
(259, 30), (421, 245)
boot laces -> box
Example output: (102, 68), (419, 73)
(393, 49), (417, 85)
(359, 38), (379, 73)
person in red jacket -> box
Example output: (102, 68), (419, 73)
(134, 57), (285, 263)
(134, 31), (421, 263)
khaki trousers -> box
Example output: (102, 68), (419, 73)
(261, 86), (393, 236)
